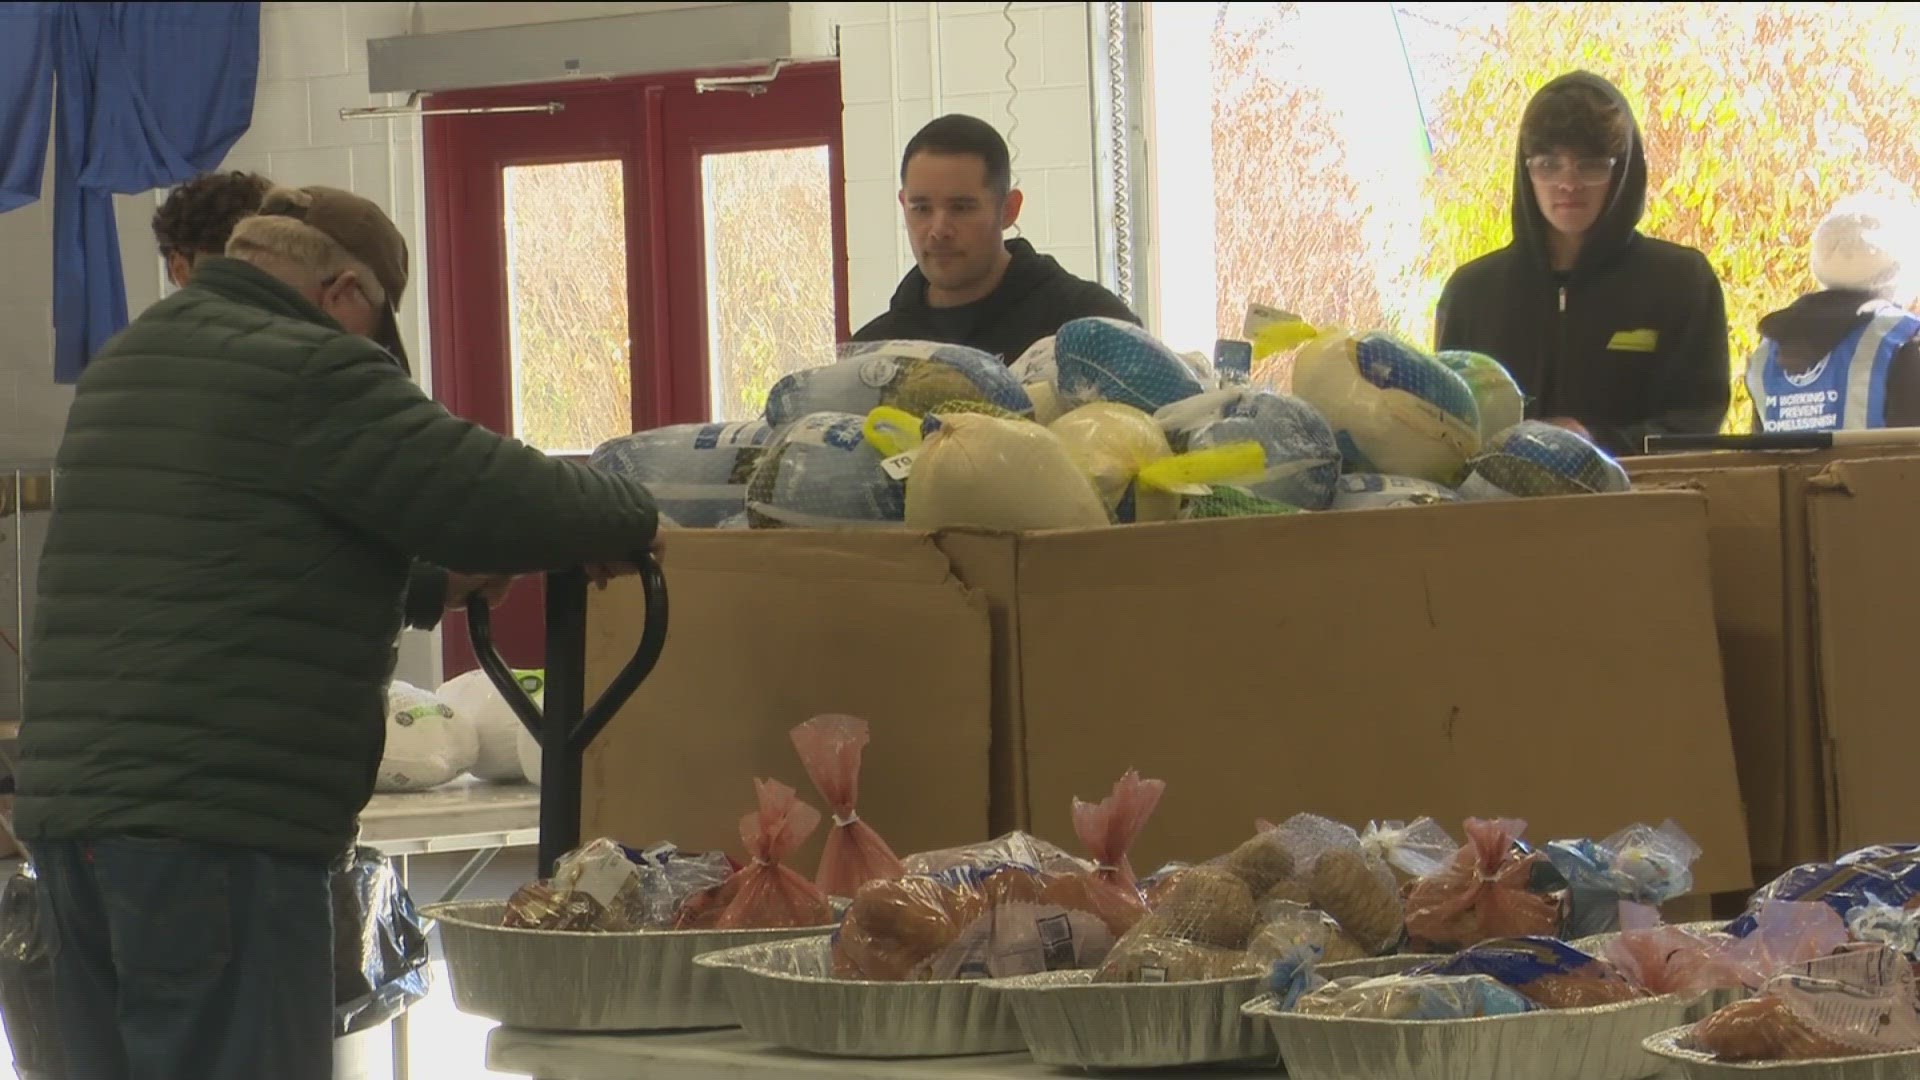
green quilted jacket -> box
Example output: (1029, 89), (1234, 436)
(15, 258), (658, 861)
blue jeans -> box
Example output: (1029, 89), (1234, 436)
(32, 838), (334, 1080)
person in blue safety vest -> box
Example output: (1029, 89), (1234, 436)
(1748, 196), (1920, 433)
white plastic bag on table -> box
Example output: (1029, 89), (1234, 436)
(763, 341), (1032, 429)
(904, 413), (1110, 532)
(1154, 388), (1342, 510)
(588, 421), (769, 528)
(436, 667), (527, 782)
(1459, 420), (1630, 500)
(745, 412), (907, 528)
(1291, 329), (1482, 485)
(377, 681), (478, 792)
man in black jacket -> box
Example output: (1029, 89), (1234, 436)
(1434, 72), (1731, 456)
(852, 114), (1139, 362)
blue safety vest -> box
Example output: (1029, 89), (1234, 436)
(1747, 306), (1920, 432)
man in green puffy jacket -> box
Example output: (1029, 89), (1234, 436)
(15, 185), (660, 1080)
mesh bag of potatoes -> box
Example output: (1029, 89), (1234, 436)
(1255, 813), (1409, 956)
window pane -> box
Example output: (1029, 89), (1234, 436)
(701, 146), (838, 421)
(503, 160), (632, 454)
(1152, 1), (1920, 424)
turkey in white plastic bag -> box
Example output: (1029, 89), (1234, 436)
(377, 681), (479, 792)
(436, 668), (528, 782)
(904, 413), (1109, 532)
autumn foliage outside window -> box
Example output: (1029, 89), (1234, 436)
(1157, 2), (1920, 432)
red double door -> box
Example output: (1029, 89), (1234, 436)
(423, 64), (851, 676)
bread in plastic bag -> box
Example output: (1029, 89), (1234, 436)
(1291, 329), (1482, 485)
(1728, 845), (1920, 938)
(901, 832), (1092, 879)
(790, 714), (904, 899)
(677, 779), (835, 931)
(745, 411), (908, 528)
(1458, 420), (1631, 500)
(1404, 817), (1566, 953)
(834, 873), (976, 980)
(434, 668), (530, 782)
(1153, 389), (1341, 510)
(1041, 770), (1165, 938)
(1332, 473), (1461, 510)
(1048, 402), (1181, 523)
(1689, 945), (1920, 1061)
(1849, 902), (1920, 960)
(1435, 350), (1525, 442)
(377, 681), (479, 792)
(764, 341), (1032, 429)
(1292, 973), (1537, 1021)
(1095, 932), (1261, 984)
(588, 421), (769, 528)
(502, 881), (607, 931)
(1246, 901), (1368, 968)
(1545, 820), (1703, 938)
(904, 412), (1110, 532)
(1414, 937), (1647, 1009)
(1055, 317), (1207, 415)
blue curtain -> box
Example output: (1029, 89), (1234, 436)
(0, 4), (56, 213)
(0, 2), (259, 382)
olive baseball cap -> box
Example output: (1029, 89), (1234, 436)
(257, 185), (412, 373)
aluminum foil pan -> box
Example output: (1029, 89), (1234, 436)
(695, 936), (1024, 1057)
(986, 969), (1278, 1069)
(1244, 990), (1695, 1080)
(422, 900), (831, 1032)
(1571, 921), (1751, 1021)
(1643, 1025), (1920, 1080)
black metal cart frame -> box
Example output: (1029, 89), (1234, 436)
(465, 555), (669, 878)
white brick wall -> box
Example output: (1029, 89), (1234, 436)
(826, 1), (1100, 328)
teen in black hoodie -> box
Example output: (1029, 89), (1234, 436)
(851, 114), (1139, 363)
(1434, 72), (1731, 457)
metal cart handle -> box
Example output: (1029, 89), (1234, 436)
(465, 552), (670, 876)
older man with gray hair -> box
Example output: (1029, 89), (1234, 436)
(15, 185), (660, 1080)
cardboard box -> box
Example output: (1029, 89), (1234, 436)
(1626, 447), (1920, 874)
(582, 491), (1753, 894)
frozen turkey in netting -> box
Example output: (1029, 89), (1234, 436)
(1292, 329), (1482, 485)
(377, 681), (479, 792)
(1055, 317), (1206, 415)
(435, 668), (530, 782)
(1154, 388), (1342, 510)
(1459, 421), (1631, 500)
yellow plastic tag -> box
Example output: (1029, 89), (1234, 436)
(1607, 328), (1659, 353)
(1136, 441), (1267, 494)
(863, 406), (923, 456)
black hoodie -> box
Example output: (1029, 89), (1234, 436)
(1434, 72), (1731, 457)
(851, 238), (1141, 363)
(1753, 290), (1920, 428)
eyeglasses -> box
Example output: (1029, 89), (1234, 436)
(1526, 155), (1618, 185)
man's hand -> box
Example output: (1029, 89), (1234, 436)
(584, 538), (665, 589)
(446, 572), (517, 608)
(1541, 416), (1591, 439)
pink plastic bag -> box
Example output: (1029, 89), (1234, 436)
(683, 779), (835, 931)
(1604, 925), (1727, 995)
(791, 715), (904, 898)
(1403, 818), (1566, 952)
(1717, 900), (1850, 990)
(1038, 770), (1165, 937)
